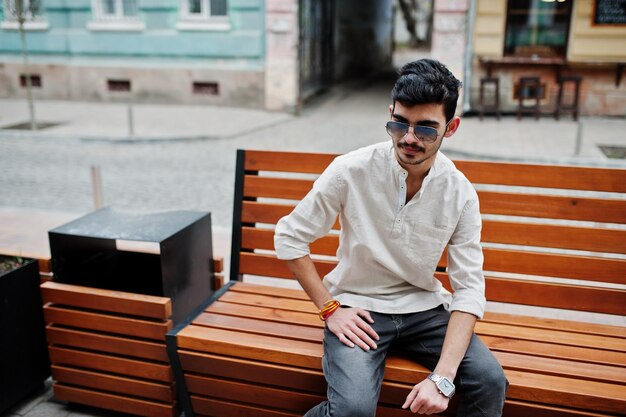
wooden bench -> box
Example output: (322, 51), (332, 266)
(40, 255), (225, 417)
(41, 281), (178, 417)
(169, 149), (626, 417)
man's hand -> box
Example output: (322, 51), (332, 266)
(325, 307), (379, 351)
(402, 378), (449, 414)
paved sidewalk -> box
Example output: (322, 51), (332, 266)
(0, 76), (625, 417)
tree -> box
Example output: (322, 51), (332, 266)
(6, 0), (41, 130)
(397, 0), (432, 49)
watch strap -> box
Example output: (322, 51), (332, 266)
(427, 373), (455, 398)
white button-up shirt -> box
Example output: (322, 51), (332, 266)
(274, 141), (486, 318)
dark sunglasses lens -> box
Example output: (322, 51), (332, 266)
(413, 125), (438, 143)
(386, 121), (409, 138)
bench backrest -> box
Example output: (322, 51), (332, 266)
(230, 149), (626, 317)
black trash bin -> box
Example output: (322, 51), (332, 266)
(49, 207), (214, 325)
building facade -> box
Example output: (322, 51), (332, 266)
(5, 1), (619, 116)
(0, 0), (271, 108)
(0, 0), (395, 113)
(470, 0), (626, 116)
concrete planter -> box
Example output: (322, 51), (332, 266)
(0, 256), (51, 414)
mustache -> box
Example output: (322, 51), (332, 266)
(398, 141), (425, 152)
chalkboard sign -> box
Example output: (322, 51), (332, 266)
(594, 0), (626, 25)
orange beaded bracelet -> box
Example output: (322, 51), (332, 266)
(319, 299), (341, 321)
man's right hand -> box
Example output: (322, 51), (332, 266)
(325, 307), (380, 351)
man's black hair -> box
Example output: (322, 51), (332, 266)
(391, 59), (462, 122)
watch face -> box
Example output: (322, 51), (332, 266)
(438, 378), (455, 396)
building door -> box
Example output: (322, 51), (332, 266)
(299, 0), (333, 101)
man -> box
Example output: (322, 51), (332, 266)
(274, 59), (507, 416)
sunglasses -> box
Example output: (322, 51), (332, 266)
(385, 121), (447, 144)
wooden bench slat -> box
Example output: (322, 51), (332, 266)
(495, 351), (626, 384)
(188, 376), (430, 416)
(193, 313), (323, 343)
(241, 192), (626, 227)
(245, 150), (336, 174)
(484, 276), (626, 316)
(41, 281), (172, 319)
(206, 301), (321, 327)
(186, 374), (323, 411)
(176, 325), (322, 370)
(242, 201), (294, 225)
(46, 324), (169, 362)
(242, 201), (341, 230)
(191, 396), (300, 417)
(455, 161), (626, 193)
(482, 312), (626, 338)
(178, 350), (326, 393)
(44, 305), (172, 341)
(503, 399), (620, 417)
(482, 248), (626, 284)
(244, 176), (313, 200)
(217, 291), (317, 314)
(54, 384), (177, 417)
(240, 252), (336, 279)
(481, 335), (626, 367)
(212, 257), (224, 273)
(505, 370), (626, 414)
(476, 322), (626, 353)
(477, 191), (626, 224)
(52, 365), (175, 402)
(49, 346), (173, 382)
(242, 227), (339, 257)
(230, 281), (310, 301)
(482, 220), (626, 254)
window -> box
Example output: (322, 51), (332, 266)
(177, 0), (230, 31)
(107, 79), (131, 92)
(504, 0), (573, 58)
(182, 0), (227, 19)
(94, 0), (138, 20)
(1, 0), (49, 30)
(193, 81), (219, 95)
(87, 0), (144, 31)
(20, 74), (42, 88)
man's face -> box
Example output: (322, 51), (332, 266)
(388, 102), (458, 169)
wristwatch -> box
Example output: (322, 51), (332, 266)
(427, 373), (456, 398)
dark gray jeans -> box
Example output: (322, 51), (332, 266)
(304, 306), (507, 417)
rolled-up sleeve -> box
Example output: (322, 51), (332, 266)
(446, 196), (486, 319)
(274, 159), (344, 260)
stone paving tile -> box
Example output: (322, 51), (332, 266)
(18, 400), (69, 417)
(2, 379), (53, 417)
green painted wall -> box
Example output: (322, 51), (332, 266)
(0, 0), (264, 64)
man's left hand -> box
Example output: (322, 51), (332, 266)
(402, 378), (449, 414)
